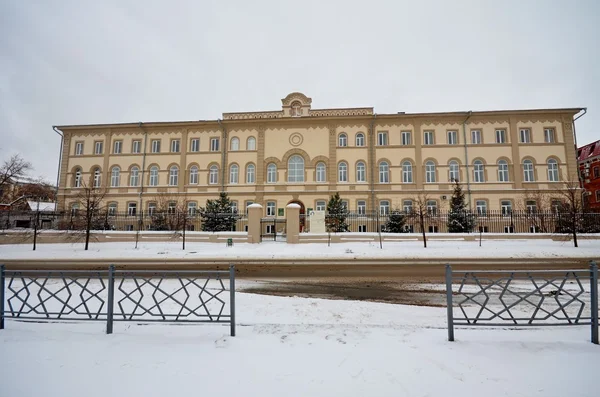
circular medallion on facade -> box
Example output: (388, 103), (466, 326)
(289, 133), (304, 147)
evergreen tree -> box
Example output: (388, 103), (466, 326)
(325, 192), (349, 232)
(447, 180), (475, 233)
(199, 192), (239, 232)
(149, 212), (169, 231)
(383, 208), (407, 233)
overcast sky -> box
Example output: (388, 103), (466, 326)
(1, 0), (598, 183)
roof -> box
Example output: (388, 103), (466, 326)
(577, 139), (600, 162)
(27, 201), (57, 212)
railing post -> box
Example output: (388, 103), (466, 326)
(0, 264), (5, 330)
(591, 261), (599, 345)
(229, 264), (236, 337)
(106, 264), (115, 335)
(445, 263), (454, 342)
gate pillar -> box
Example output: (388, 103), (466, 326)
(247, 203), (263, 243)
(286, 203), (300, 244)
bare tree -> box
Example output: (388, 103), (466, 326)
(0, 154), (33, 194)
(147, 192), (190, 249)
(553, 177), (586, 247)
(516, 190), (559, 233)
(65, 182), (107, 250)
(410, 192), (436, 248)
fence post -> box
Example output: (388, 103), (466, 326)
(591, 261), (599, 345)
(0, 264), (5, 330)
(229, 264), (236, 337)
(106, 264), (115, 335)
(445, 264), (454, 342)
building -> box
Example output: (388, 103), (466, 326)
(55, 92), (583, 221)
(577, 139), (600, 210)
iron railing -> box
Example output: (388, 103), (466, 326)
(0, 264), (236, 336)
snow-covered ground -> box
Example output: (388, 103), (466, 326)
(1, 290), (598, 397)
(1, 239), (600, 260)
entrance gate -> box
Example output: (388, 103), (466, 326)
(260, 217), (287, 241)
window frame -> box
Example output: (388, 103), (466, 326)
(338, 133), (348, 147)
(423, 131), (434, 145)
(378, 161), (389, 183)
(75, 142), (84, 156)
(132, 140), (141, 154)
(425, 161), (436, 183)
(401, 131), (412, 146)
(448, 161), (460, 182)
(447, 131), (458, 145)
(151, 139), (161, 153)
(113, 140), (122, 154)
(246, 164), (255, 184)
(377, 131), (388, 146)
(520, 129), (531, 143)
(498, 160), (509, 182)
(523, 160), (535, 182)
(229, 164), (239, 184)
(501, 200), (513, 216)
(287, 155), (305, 183)
(379, 200), (390, 216)
(190, 138), (200, 152)
(210, 138), (220, 152)
(170, 139), (180, 153)
(547, 159), (559, 182)
(471, 130), (482, 144)
(315, 200), (326, 211)
(473, 160), (485, 183)
(316, 162), (326, 183)
(209, 165), (219, 184)
(247, 137), (256, 151)
(267, 163), (277, 183)
(338, 162), (348, 182)
(355, 133), (365, 147)
(475, 200), (488, 216)
(357, 200), (367, 215)
(189, 165), (199, 184)
(169, 165), (179, 186)
(110, 166), (120, 187)
(495, 129), (507, 144)
(266, 201), (276, 217)
(94, 141), (104, 155)
(403, 161), (413, 183)
(129, 166), (140, 187)
(356, 162), (366, 183)
(544, 128), (555, 143)
(230, 137), (240, 151)
(149, 166), (159, 186)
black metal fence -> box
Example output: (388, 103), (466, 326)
(0, 264), (236, 336)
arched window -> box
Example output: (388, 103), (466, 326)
(246, 164), (255, 183)
(169, 165), (179, 186)
(267, 163), (277, 183)
(247, 137), (256, 151)
(356, 133), (365, 147)
(73, 168), (82, 187)
(129, 166), (139, 187)
(425, 161), (436, 183)
(402, 161), (413, 183)
(547, 159), (559, 182)
(338, 133), (347, 147)
(288, 155), (304, 182)
(209, 165), (219, 184)
(498, 160), (509, 182)
(110, 166), (120, 187)
(229, 164), (239, 184)
(448, 161), (459, 182)
(523, 160), (534, 182)
(338, 162), (348, 182)
(230, 137), (240, 151)
(473, 160), (485, 183)
(356, 162), (366, 182)
(189, 166), (199, 184)
(291, 101), (302, 116)
(379, 161), (389, 183)
(316, 162), (326, 182)
(149, 166), (159, 186)
(93, 168), (102, 188)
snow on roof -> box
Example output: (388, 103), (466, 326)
(578, 139), (600, 161)
(27, 201), (56, 212)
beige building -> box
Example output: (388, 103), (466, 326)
(55, 92), (583, 219)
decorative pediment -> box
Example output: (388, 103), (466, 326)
(281, 92), (312, 106)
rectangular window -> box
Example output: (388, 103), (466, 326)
(231, 201), (238, 214)
(403, 200), (413, 213)
(401, 131), (412, 145)
(596, 190), (600, 202)
(94, 141), (103, 155)
(504, 226), (514, 233)
(377, 132), (388, 146)
(428, 225), (439, 233)
(187, 202), (197, 215)
(447, 131), (458, 145)
(75, 142), (84, 155)
(495, 129), (507, 144)
(108, 203), (117, 216)
(526, 200), (537, 213)
(544, 128), (555, 143)
(594, 167), (599, 178)
(190, 138), (200, 152)
(167, 202), (176, 215)
(358, 225), (367, 233)
(476, 200), (487, 216)
(404, 225), (414, 233)
(151, 139), (161, 153)
(113, 140), (122, 154)
(127, 202), (137, 216)
(341, 200), (349, 211)
(520, 129), (531, 143)
(171, 139), (180, 153)
(423, 131), (434, 145)
(379, 200), (390, 216)
(266, 202), (276, 217)
(132, 140), (141, 154)
(471, 130), (482, 144)
(426, 200), (437, 216)
(501, 200), (512, 216)
(148, 202), (156, 216)
(357, 200), (366, 215)
(210, 138), (220, 152)
(316, 201), (326, 211)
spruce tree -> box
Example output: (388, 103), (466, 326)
(447, 180), (475, 233)
(199, 192), (238, 232)
(325, 192), (349, 232)
(383, 208), (407, 233)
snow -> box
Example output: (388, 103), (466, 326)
(26, 200), (56, 212)
(286, 203), (301, 208)
(247, 203), (263, 208)
(1, 289), (598, 397)
(1, 239), (599, 260)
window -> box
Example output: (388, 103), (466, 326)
(523, 160), (534, 182)
(113, 141), (122, 154)
(594, 166), (600, 178)
(426, 200), (438, 215)
(189, 166), (198, 184)
(338, 133), (347, 147)
(379, 200), (390, 216)
(316, 162), (326, 182)
(267, 163), (277, 183)
(209, 165), (218, 184)
(74, 168), (82, 187)
(428, 225), (439, 233)
(108, 202), (117, 216)
(93, 168), (102, 188)
(338, 162), (348, 182)
(149, 166), (159, 186)
(231, 201), (238, 214)
(75, 142), (84, 155)
(551, 200), (562, 214)
(245, 201), (254, 215)
(129, 166), (139, 187)
(504, 226), (514, 233)
(190, 138), (200, 152)
(471, 130), (482, 144)
(425, 161), (436, 183)
(171, 140), (180, 153)
(341, 200), (349, 211)
(110, 166), (120, 187)
(544, 128), (555, 143)
(229, 164), (239, 184)
(94, 141), (103, 155)
(520, 129), (531, 143)
(151, 139), (161, 153)
(132, 140), (141, 154)
(401, 131), (412, 145)
(357, 200), (366, 215)
(473, 160), (485, 183)
(403, 200), (413, 213)
(495, 129), (507, 144)
(246, 164), (255, 183)
(358, 225), (367, 233)
(447, 131), (458, 145)
(377, 131), (388, 146)
(476, 200), (487, 216)
(148, 202), (157, 216)
(230, 137), (240, 151)
(71, 202), (80, 215)
(498, 160), (509, 182)
(169, 166), (179, 186)
(547, 159), (559, 181)
(168, 201), (176, 214)
(448, 161), (460, 182)
(596, 190), (600, 202)
(316, 201), (326, 211)
(356, 162), (366, 182)
(247, 137), (256, 151)
(187, 202), (197, 215)
(288, 155), (304, 182)
(210, 138), (220, 152)
(356, 133), (365, 146)
(424, 131), (434, 145)
(526, 200), (537, 213)
(127, 202), (137, 216)
(291, 101), (302, 116)
(501, 200), (512, 216)
(379, 161), (389, 183)
(403, 161), (413, 183)
(266, 202), (276, 216)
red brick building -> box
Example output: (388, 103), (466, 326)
(578, 139), (600, 210)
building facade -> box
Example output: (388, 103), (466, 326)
(578, 139), (600, 210)
(55, 92), (582, 219)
